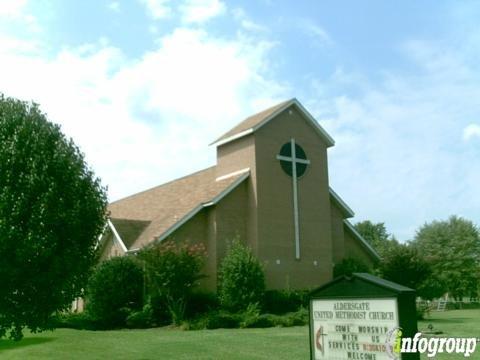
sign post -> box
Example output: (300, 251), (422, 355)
(309, 273), (419, 360)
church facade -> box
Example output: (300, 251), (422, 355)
(98, 98), (379, 291)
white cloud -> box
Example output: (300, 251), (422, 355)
(0, 24), (286, 201)
(232, 7), (268, 33)
(139, 0), (172, 20)
(307, 38), (480, 241)
(299, 19), (331, 46)
(0, 0), (38, 32)
(138, 0), (226, 24)
(179, 0), (225, 24)
(108, 1), (120, 12)
(463, 124), (480, 141)
(0, 0), (28, 18)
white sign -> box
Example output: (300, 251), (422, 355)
(311, 298), (399, 360)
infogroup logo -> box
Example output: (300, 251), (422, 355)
(385, 327), (478, 358)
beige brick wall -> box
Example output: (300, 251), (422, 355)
(209, 180), (248, 290)
(253, 106), (333, 289)
(216, 135), (259, 253)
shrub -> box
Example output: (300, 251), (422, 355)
(218, 240), (265, 312)
(126, 304), (154, 329)
(263, 289), (309, 314)
(86, 256), (144, 328)
(279, 308), (309, 327)
(185, 307), (308, 330)
(239, 303), (261, 328)
(49, 312), (97, 330)
(185, 291), (219, 319)
(242, 313), (277, 328)
(204, 311), (241, 329)
(148, 295), (172, 326)
(139, 241), (206, 325)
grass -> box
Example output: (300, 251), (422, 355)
(0, 309), (478, 359)
(418, 309), (480, 360)
(0, 326), (310, 359)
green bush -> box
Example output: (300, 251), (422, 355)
(279, 308), (309, 327)
(49, 312), (97, 330)
(86, 256), (144, 328)
(185, 291), (219, 318)
(185, 307), (308, 330)
(238, 303), (261, 328)
(218, 240), (265, 312)
(242, 313), (277, 328)
(204, 311), (241, 329)
(126, 304), (154, 329)
(148, 295), (171, 326)
(139, 241), (206, 325)
(263, 289), (309, 314)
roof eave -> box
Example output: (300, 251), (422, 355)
(209, 128), (254, 147)
(291, 99), (335, 147)
(329, 187), (355, 218)
(151, 171), (250, 245)
(107, 219), (128, 253)
(343, 219), (381, 261)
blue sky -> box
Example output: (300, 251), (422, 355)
(1, 0), (480, 241)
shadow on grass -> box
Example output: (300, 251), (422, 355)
(0, 337), (55, 352)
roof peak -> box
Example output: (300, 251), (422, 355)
(210, 98), (334, 147)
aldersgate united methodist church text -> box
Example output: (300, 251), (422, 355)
(314, 301), (396, 321)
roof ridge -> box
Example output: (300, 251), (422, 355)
(109, 165), (216, 205)
(210, 98), (295, 145)
(210, 98), (334, 148)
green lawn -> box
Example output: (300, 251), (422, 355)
(418, 309), (480, 360)
(0, 309), (478, 359)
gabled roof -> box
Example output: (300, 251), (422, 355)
(329, 187), (354, 218)
(110, 218), (151, 249)
(211, 98), (335, 147)
(108, 167), (249, 251)
(343, 219), (381, 260)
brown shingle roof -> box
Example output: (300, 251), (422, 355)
(108, 166), (249, 250)
(211, 99), (293, 145)
(211, 98), (335, 147)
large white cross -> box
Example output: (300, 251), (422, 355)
(276, 138), (310, 259)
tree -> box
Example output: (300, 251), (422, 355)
(86, 257), (144, 327)
(218, 240), (265, 312)
(333, 257), (371, 278)
(412, 216), (480, 299)
(354, 220), (392, 257)
(0, 95), (107, 340)
(139, 241), (205, 325)
(379, 242), (432, 292)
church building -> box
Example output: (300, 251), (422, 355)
(98, 98), (379, 291)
